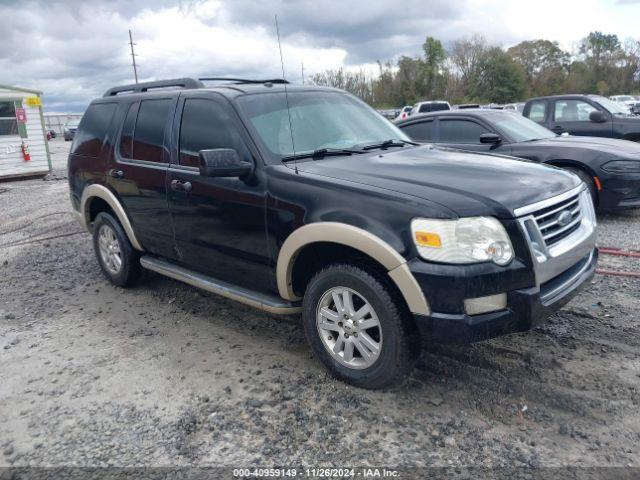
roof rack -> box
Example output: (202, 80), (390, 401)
(198, 77), (289, 85)
(103, 78), (205, 97)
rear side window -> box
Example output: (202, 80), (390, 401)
(400, 121), (434, 142)
(527, 101), (547, 123)
(179, 99), (248, 168)
(439, 119), (490, 143)
(119, 102), (138, 159)
(554, 100), (597, 122)
(132, 99), (172, 163)
(71, 103), (117, 157)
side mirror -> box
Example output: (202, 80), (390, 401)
(479, 133), (502, 144)
(589, 110), (606, 123)
(199, 149), (253, 178)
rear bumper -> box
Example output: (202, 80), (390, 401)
(414, 248), (597, 343)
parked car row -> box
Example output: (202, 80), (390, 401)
(70, 78), (606, 388)
(396, 108), (640, 210)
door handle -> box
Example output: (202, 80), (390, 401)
(170, 179), (192, 193)
(109, 169), (124, 179)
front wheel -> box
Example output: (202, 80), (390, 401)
(567, 167), (598, 207)
(302, 263), (420, 389)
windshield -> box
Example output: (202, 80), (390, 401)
(237, 91), (410, 159)
(67, 120), (80, 128)
(592, 96), (630, 115)
(489, 112), (557, 142)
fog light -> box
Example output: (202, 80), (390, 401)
(464, 293), (507, 315)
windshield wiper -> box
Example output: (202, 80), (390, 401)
(281, 148), (363, 162)
(359, 139), (418, 151)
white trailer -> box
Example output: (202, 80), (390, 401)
(0, 84), (52, 179)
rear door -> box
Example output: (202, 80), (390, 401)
(548, 98), (613, 137)
(166, 92), (272, 293)
(108, 96), (177, 259)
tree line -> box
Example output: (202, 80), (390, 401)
(311, 32), (640, 107)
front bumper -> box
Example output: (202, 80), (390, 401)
(413, 248), (597, 343)
(410, 185), (597, 343)
(599, 172), (640, 210)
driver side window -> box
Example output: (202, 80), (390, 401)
(439, 119), (491, 144)
(554, 100), (598, 122)
(179, 99), (250, 168)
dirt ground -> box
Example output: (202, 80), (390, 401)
(1, 138), (639, 472)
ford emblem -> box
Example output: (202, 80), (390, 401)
(557, 210), (573, 227)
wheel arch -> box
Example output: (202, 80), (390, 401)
(544, 158), (598, 178)
(80, 184), (144, 251)
(276, 222), (430, 316)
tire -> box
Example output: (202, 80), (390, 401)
(302, 263), (420, 389)
(567, 167), (598, 207)
(92, 212), (141, 287)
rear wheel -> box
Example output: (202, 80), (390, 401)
(567, 167), (598, 207)
(92, 212), (141, 287)
(302, 263), (420, 389)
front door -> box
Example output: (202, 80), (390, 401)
(549, 99), (613, 137)
(167, 93), (272, 293)
(108, 97), (177, 259)
(435, 117), (503, 153)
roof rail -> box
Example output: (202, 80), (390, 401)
(103, 78), (204, 97)
(198, 77), (289, 85)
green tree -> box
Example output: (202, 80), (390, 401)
(507, 39), (569, 96)
(422, 36), (447, 98)
(471, 47), (527, 103)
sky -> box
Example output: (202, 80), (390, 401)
(1, 0), (639, 112)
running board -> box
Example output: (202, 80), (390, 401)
(140, 256), (301, 315)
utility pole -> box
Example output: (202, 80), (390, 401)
(129, 29), (139, 84)
(301, 61), (304, 85)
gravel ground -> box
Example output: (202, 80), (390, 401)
(1, 139), (639, 473)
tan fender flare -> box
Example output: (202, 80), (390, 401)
(276, 222), (430, 316)
(78, 184), (144, 251)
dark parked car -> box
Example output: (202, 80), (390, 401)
(69, 78), (597, 388)
(523, 94), (640, 141)
(396, 109), (640, 210)
(63, 119), (80, 141)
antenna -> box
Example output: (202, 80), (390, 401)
(129, 29), (139, 84)
(301, 61), (305, 85)
(275, 14), (298, 174)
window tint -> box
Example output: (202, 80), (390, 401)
(554, 100), (598, 122)
(119, 102), (138, 159)
(0, 101), (18, 136)
(527, 101), (547, 123)
(179, 99), (249, 168)
(71, 103), (117, 157)
(439, 119), (489, 143)
(419, 102), (449, 113)
(400, 121), (434, 142)
(132, 99), (172, 163)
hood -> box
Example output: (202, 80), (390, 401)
(295, 145), (580, 218)
(527, 135), (640, 157)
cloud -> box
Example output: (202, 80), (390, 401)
(1, 0), (639, 112)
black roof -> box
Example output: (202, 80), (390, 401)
(100, 77), (340, 101)
(395, 108), (513, 126)
(524, 93), (602, 102)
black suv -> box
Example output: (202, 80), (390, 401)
(523, 94), (640, 141)
(69, 78), (597, 388)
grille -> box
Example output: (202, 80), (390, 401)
(531, 192), (582, 247)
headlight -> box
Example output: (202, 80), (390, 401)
(411, 217), (514, 265)
(601, 160), (640, 173)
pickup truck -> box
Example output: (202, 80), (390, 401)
(69, 78), (597, 388)
(523, 94), (640, 141)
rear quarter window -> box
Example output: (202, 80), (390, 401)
(400, 121), (434, 142)
(71, 103), (117, 157)
(526, 101), (547, 123)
